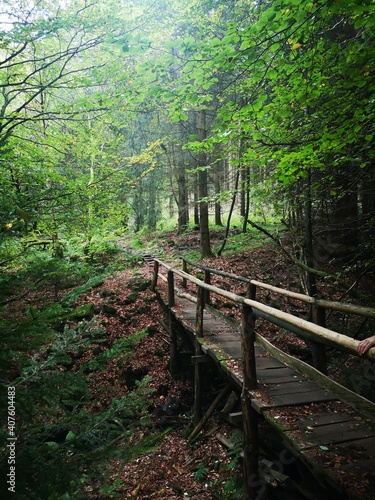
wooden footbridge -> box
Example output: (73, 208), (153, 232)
(146, 255), (375, 500)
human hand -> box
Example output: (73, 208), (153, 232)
(357, 336), (375, 357)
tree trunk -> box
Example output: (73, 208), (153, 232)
(147, 181), (157, 230)
(214, 160), (223, 227)
(304, 170), (317, 297)
(361, 167), (375, 216)
(217, 170), (240, 256)
(197, 108), (212, 257)
(177, 165), (189, 233)
(175, 125), (190, 234)
(193, 170), (199, 228)
(242, 162), (251, 234)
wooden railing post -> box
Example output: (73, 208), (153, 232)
(166, 267), (178, 377)
(311, 305), (327, 374)
(151, 260), (159, 292)
(204, 269), (211, 305)
(241, 303), (259, 500)
(247, 282), (257, 301)
(182, 258), (188, 289)
(194, 285), (205, 426)
(241, 304), (257, 389)
(169, 310), (179, 378)
(196, 285), (205, 339)
(168, 269), (175, 307)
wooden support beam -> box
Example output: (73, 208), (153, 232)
(194, 349), (203, 426)
(169, 311), (179, 378)
(193, 285), (206, 426)
(228, 411), (243, 426)
(310, 305), (327, 374)
(241, 303), (259, 500)
(189, 382), (232, 443)
(168, 269), (175, 307)
(182, 258), (188, 288)
(247, 282), (257, 300)
(204, 269), (211, 305)
(151, 259), (159, 291)
(191, 355), (208, 364)
(196, 285), (204, 339)
(241, 304), (257, 390)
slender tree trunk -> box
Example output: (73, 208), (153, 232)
(217, 170), (240, 256)
(240, 163), (246, 217)
(169, 194), (174, 218)
(177, 166), (189, 233)
(242, 162), (251, 233)
(147, 183), (157, 230)
(174, 126), (190, 233)
(304, 170), (317, 296)
(193, 169), (199, 228)
(361, 167), (375, 216)
(214, 160), (223, 226)
(197, 108), (212, 257)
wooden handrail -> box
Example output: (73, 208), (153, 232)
(180, 257), (375, 319)
(154, 258), (375, 361)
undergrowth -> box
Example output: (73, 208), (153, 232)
(0, 237), (156, 498)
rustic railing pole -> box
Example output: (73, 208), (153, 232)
(166, 268), (178, 376)
(151, 260), (159, 292)
(194, 285), (205, 426)
(247, 282), (257, 300)
(167, 269), (175, 308)
(204, 269), (211, 305)
(182, 258), (188, 289)
(196, 284), (205, 338)
(241, 303), (259, 500)
(169, 310), (179, 378)
(311, 305), (327, 374)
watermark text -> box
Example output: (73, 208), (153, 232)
(6, 386), (16, 493)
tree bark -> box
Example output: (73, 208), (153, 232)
(214, 160), (223, 227)
(304, 170), (317, 297)
(217, 170), (240, 256)
(197, 108), (212, 257)
(242, 162), (251, 234)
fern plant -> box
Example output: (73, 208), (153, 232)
(195, 458), (208, 481)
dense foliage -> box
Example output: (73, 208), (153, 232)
(1, 0), (373, 267)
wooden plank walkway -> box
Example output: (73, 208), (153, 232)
(166, 292), (375, 499)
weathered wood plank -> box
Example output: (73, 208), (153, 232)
(335, 435), (375, 457)
(267, 380), (328, 396)
(297, 412), (358, 426)
(268, 390), (336, 407)
(257, 367), (305, 384)
(287, 421), (375, 449)
(333, 437), (375, 473)
(215, 341), (242, 358)
(255, 356), (286, 369)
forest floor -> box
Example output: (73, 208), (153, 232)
(5, 229), (375, 499)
